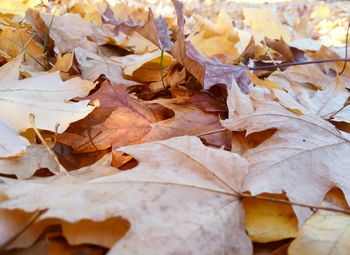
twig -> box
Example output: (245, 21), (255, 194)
(247, 58), (350, 71)
(29, 114), (75, 182)
(160, 45), (167, 90)
(340, 19), (350, 75)
(196, 128), (227, 137)
(240, 193), (350, 215)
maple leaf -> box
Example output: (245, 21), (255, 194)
(141, 96), (229, 148)
(102, 3), (172, 52)
(74, 47), (139, 86)
(57, 80), (159, 152)
(190, 7), (240, 63)
(0, 136), (252, 254)
(0, 145), (58, 179)
(222, 100), (350, 225)
(170, 0), (250, 93)
(27, 9), (105, 54)
(296, 76), (350, 122)
(0, 57), (96, 157)
(0, 28), (44, 59)
(242, 6), (290, 42)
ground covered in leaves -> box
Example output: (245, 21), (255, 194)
(0, 0), (350, 254)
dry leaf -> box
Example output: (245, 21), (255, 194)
(243, 193), (298, 243)
(170, 0), (250, 93)
(289, 189), (350, 255)
(0, 144), (59, 179)
(0, 136), (252, 254)
(242, 6), (290, 42)
(39, 11), (105, 54)
(222, 100), (350, 225)
(74, 47), (139, 86)
(0, 57), (95, 157)
(191, 7), (239, 63)
(57, 80), (158, 152)
(141, 97), (229, 148)
(0, 27), (44, 59)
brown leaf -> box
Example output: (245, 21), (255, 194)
(141, 97), (230, 149)
(170, 0), (250, 93)
(135, 10), (173, 51)
(264, 37), (294, 62)
(57, 80), (159, 152)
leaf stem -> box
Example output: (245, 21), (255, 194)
(239, 193), (350, 215)
(29, 114), (75, 182)
(196, 128), (227, 137)
(340, 19), (350, 75)
(160, 45), (167, 90)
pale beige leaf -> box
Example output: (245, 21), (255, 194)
(0, 145), (59, 179)
(222, 101), (350, 226)
(0, 71), (95, 133)
(0, 136), (252, 254)
(40, 12), (103, 54)
(297, 77), (350, 122)
(74, 47), (139, 86)
(0, 120), (29, 157)
(0, 64), (95, 157)
(288, 38), (322, 51)
(0, 52), (21, 83)
(227, 79), (254, 119)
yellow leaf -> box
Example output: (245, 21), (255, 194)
(191, 7), (239, 63)
(0, 0), (40, 16)
(0, 28), (43, 59)
(289, 189), (350, 255)
(243, 7), (290, 42)
(243, 194), (298, 243)
(310, 3), (330, 19)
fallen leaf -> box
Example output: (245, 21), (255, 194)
(121, 49), (173, 82)
(222, 100), (350, 225)
(141, 97), (230, 149)
(170, 0), (250, 93)
(0, 136), (252, 254)
(0, 52), (21, 83)
(0, 144), (58, 179)
(38, 11), (105, 54)
(74, 47), (139, 86)
(307, 45), (350, 83)
(57, 80), (159, 152)
(297, 76), (350, 121)
(243, 193), (298, 243)
(69, 0), (105, 25)
(0, 57), (95, 157)
(0, 27), (44, 59)
(191, 7), (239, 63)
(242, 6), (290, 42)
(135, 10), (173, 51)
(0, 0), (40, 16)
(289, 188), (350, 255)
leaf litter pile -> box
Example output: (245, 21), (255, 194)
(0, 0), (350, 254)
